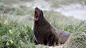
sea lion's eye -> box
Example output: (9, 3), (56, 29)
(40, 10), (43, 16)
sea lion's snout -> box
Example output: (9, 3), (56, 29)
(34, 7), (39, 21)
(35, 7), (39, 10)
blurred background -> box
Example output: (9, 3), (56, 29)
(0, 0), (86, 48)
(0, 0), (86, 21)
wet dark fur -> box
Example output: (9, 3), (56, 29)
(33, 7), (71, 46)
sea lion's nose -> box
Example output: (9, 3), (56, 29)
(35, 7), (39, 10)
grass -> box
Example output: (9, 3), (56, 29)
(0, 10), (86, 48)
(63, 29), (86, 48)
(44, 11), (86, 32)
(0, 19), (34, 48)
(0, 0), (86, 48)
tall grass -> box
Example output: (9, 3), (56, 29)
(44, 11), (86, 32)
(0, 8), (86, 48)
(0, 12), (86, 48)
(0, 15), (35, 48)
(63, 29), (86, 48)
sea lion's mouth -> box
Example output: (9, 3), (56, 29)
(34, 8), (39, 21)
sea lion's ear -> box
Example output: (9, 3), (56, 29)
(40, 10), (43, 16)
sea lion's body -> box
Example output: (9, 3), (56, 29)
(33, 7), (71, 46)
(33, 16), (58, 45)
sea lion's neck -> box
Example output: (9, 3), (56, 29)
(34, 16), (51, 28)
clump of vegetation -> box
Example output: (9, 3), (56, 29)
(0, 16), (35, 48)
(63, 29), (86, 48)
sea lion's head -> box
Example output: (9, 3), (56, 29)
(34, 7), (43, 21)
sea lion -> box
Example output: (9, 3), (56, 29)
(33, 7), (71, 46)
